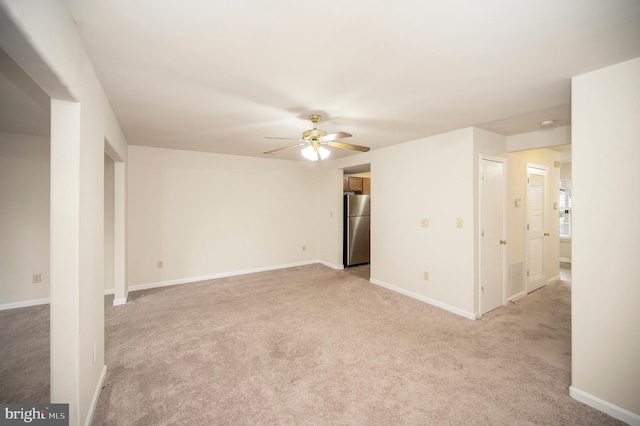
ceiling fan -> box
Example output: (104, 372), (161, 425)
(263, 114), (370, 161)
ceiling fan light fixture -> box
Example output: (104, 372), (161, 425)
(264, 114), (368, 158)
(318, 146), (330, 159)
(301, 145), (330, 161)
(302, 145), (318, 161)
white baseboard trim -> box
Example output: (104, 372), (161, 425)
(128, 260), (318, 293)
(559, 257), (572, 264)
(318, 260), (344, 270)
(548, 274), (561, 285)
(570, 386), (640, 425)
(107, 288), (129, 306)
(0, 297), (50, 311)
(113, 297), (128, 306)
(507, 291), (527, 303)
(370, 278), (476, 320)
(85, 365), (107, 426)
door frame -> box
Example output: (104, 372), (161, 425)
(525, 163), (548, 293)
(478, 155), (507, 317)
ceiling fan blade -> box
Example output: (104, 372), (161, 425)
(327, 141), (370, 152)
(321, 131), (352, 142)
(264, 136), (300, 140)
(263, 142), (307, 155)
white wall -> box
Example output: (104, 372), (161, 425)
(345, 172), (371, 178)
(0, 132), (50, 306)
(317, 166), (346, 268)
(127, 146), (319, 286)
(0, 1), (129, 424)
(317, 129), (477, 317)
(571, 57), (640, 422)
(371, 129), (476, 316)
(506, 148), (561, 297)
(507, 125), (571, 152)
(317, 127), (510, 318)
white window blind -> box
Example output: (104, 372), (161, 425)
(559, 179), (572, 238)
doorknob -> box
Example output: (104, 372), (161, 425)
(544, 233), (550, 237)
(499, 240), (507, 245)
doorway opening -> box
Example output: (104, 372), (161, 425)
(0, 46), (51, 403)
(104, 153), (115, 297)
(342, 163), (371, 281)
(104, 142), (126, 306)
(505, 144), (569, 302)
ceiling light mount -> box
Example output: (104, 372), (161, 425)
(540, 119), (556, 128)
(308, 114), (322, 125)
(302, 128), (327, 140)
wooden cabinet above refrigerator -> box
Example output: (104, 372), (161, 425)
(344, 177), (371, 195)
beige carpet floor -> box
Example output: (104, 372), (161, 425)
(0, 303), (49, 404)
(0, 264), (622, 425)
(92, 264), (619, 425)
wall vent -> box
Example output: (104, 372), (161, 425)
(509, 261), (525, 296)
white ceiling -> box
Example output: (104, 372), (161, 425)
(2, 1), (640, 160)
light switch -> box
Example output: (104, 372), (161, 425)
(421, 218), (429, 228)
(457, 218), (464, 228)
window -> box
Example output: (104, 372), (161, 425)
(559, 179), (572, 238)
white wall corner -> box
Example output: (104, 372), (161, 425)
(84, 365), (107, 426)
(370, 278), (476, 320)
(318, 260), (344, 270)
(570, 386), (640, 426)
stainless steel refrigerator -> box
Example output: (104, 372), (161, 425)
(344, 194), (370, 267)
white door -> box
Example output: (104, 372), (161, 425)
(526, 166), (547, 293)
(480, 158), (505, 315)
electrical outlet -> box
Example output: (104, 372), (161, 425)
(32, 274), (41, 284)
(421, 218), (429, 228)
(302, 245), (306, 252)
(329, 211), (333, 218)
(457, 218), (464, 228)
(157, 261), (164, 268)
(423, 272), (429, 281)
